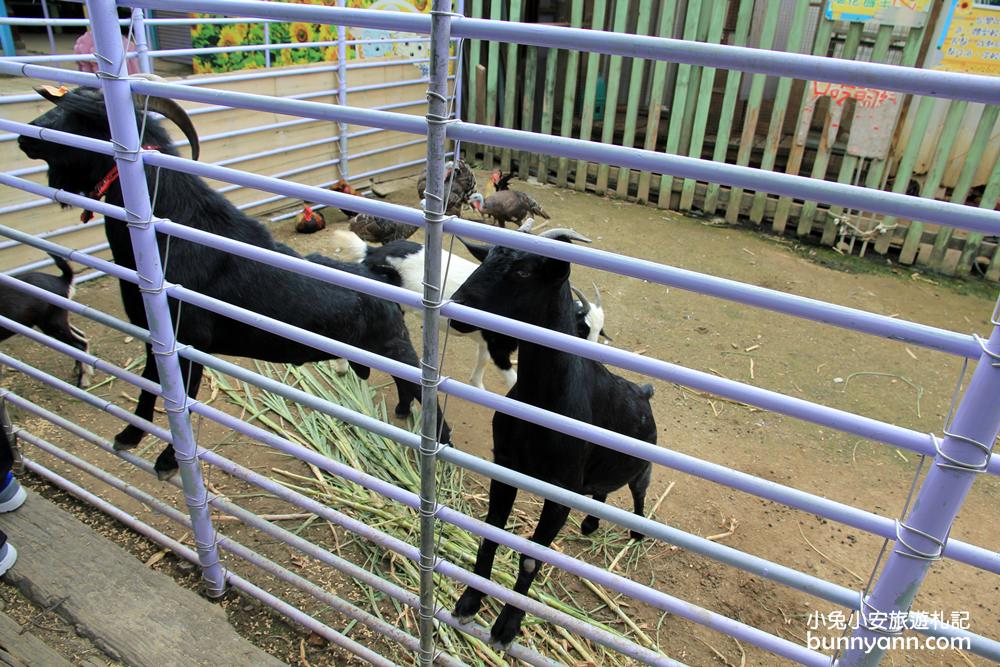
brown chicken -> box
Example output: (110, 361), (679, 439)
(329, 179), (369, 218)
(294, 205), (326, 234)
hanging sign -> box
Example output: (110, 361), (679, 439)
(826, 0), (932, 27)
(935, 1), (1000, 76)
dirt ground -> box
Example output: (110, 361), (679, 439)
(2, 172), (998, 666)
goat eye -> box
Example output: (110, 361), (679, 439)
(515, 269), (531, 279)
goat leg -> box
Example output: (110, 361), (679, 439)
(490, 499), (572, 648)
(39, 318), (93, 388)
(627, 466), (652, 540)
(580, 492), (607, 536)
(153, 359), (204, 481)
(454, 479), (518, 623)
(114, 346), (159, 450)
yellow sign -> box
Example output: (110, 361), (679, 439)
(826, 0), (931, 26)
(937, 2), (1000, 76)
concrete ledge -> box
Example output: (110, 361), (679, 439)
(0, 492), (285, 667)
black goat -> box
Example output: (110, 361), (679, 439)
(449, 228), (656, 647)
(0, 254), (93, 388)
(19, 85), (449, 479)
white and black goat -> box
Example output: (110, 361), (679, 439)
(448, 228), (656, 647)
(19, 84), (449, 479)
(328, 227), (609, 391)
(0, 254), (93, 387)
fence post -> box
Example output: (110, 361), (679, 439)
(838, 300), (1000, 666)
(131, 8), (152, 75)
(418, 1), (453, 663)
(85, 0), (226, 598)
(337, 0), (349, 181)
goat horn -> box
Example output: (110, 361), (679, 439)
(592, 281), (602, 309)
(570, 285), (590, 316)
(538, 228), (592, 244)
(128, 73), (200, 161)
(517, 218), (535, 233)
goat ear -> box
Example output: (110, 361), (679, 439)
(40, 87), (109, 118)
(457, 237), (492, 263)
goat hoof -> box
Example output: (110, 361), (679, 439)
(394, 404), (412, 419)
(629, 531), (645, 541)
(155, 467), (179, 482)
(581, 516), (600, 536)
(453, 590), (484, 622)
(113, 431), (142, 451)
(490, 607), (524, 649)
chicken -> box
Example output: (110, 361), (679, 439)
(469, 189), (551, 228)
(491, 168), (515, 192)
(294, 205), (326, 234)
(349, 213), (419, 245)
(329, 179), (369, 218)
(417, 159), (478, 216)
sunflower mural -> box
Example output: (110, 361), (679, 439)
(190, 0), (442, 74)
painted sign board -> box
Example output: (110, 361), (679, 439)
(826, 0), (931, 27)
(935, 1), (1000, 76)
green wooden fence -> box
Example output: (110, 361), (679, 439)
(462, 0), (1000, 281)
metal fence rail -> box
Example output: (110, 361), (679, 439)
(0, 1), (998, 666)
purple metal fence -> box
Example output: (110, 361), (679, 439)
(0, 0), (998, 665)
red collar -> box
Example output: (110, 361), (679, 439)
(81, 146), (159, 223)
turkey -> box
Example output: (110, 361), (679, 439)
(417, 159), (478, 216)
(469, 189), (551, 228)
(349, 213), (419, 245)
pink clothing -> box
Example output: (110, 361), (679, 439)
(73, 31), (140, 74)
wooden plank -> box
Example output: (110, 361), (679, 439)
(723, 0), (782, 222)
(965, 157), (1000, 277)
(818, 24), (895, 244)
(635, 0), (679, 204)
(538, 47), (560, 181)
(702, 0), (756, 214)
(872, 94), (936, 254)
(858, 24), (926, 208)
(465, 0), (483, 159)
(770, 17), (835, 233)
(612, 0), (655, 199)
(656, 0), (703, 207)
(483, 0), (501, 169)
(679, 0), (727, 211)
(594, 0), (632, 195)
(678, 2), (713, 158)
(929, 106), (999, 272)
(748, 0), (810, 224)
(499, 0), (522, 173)
(795, 22), (863, 233)
(899, 99), (969, 264)
(555, 0), (586, 187)
(517, 45), (538, 180)
(572, 0), (610, 192)
(0, 493), (283, 667)
(613, 0), (654, 198)
(0, 609), (73, 666)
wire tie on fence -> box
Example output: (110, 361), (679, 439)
(893, 518), (947, 561)
(930, 431), (993, 473)
(971, 333), (1000, 368)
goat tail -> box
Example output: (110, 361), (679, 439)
(49, 254), (75, 284)
(641, 383), (655, 399)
